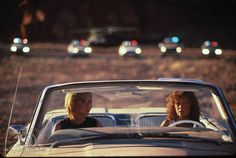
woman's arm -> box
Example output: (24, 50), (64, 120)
(160, 119), (170, 127)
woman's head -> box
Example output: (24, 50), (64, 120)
(64, 92), (92, 123)
(166, 91), (200, 121)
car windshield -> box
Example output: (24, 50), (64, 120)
(35, 82), (233, 145)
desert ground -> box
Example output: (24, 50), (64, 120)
(0, 43), (236, 155)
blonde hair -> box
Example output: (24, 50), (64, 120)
(64, 92), (92, 120)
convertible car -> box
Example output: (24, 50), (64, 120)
(6, 79), (236, 156)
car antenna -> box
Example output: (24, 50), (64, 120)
(4, 66), (22, 156)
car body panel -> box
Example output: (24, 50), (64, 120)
(9, 143), (232, 157)
(8, 138), (236, 156)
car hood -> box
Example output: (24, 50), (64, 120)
(17, 142), (235, 156)
(7, 127), (236, 156)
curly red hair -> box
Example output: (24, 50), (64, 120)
(166, 91), (200, 122)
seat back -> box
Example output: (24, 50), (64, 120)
(136, 113), (166, 127)
(90, 114), (117, 127)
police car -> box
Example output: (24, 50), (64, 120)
(118, 40), (141, 57)
(201, 41), (222, 56)
(10, 37), (30, 55)
(67, 39), (92, 57)
(158, 36), (183, 56)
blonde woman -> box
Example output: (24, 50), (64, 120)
(54, 92), (101, 130)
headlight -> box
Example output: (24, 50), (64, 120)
(215, 49), (222, 55)
(67, 46), (73, 52)
(176, 47), (182, 53)
(23, 47), (30, 53)
(202, 48), (210, 55)
(135, 48), (141, 54)
(10, 46), (17, 52)
(160, 47), (166, 53)
(119, 47), (127, 56)
(84, 47), (92, 53)
(72, 47), (79, 53)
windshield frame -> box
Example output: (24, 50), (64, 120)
(24, 80), (236, 145)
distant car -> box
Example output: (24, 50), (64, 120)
(10, 38), (30, 55)
(158, 36), (183, 56)
(201, 41), (222, 56)
(118, 40), (141, 57)
(67, 39), (92, 57)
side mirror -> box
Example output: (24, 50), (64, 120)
(9, 125), (26, 145)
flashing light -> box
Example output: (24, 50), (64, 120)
(171, 37), (179, 43)
(72, 40), (80, 45)
(131, 40), (138, 46)
(80, 39), (86, 46)
(23, 39), (28, 44)
(13, 38), (21, 44)
(204, 41), (211, 47)
(124, 41), (130, 46)
(211, 41), (218, 47)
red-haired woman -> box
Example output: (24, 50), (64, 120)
(160, 91), (200, 127)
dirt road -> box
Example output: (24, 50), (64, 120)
(0, 44), (235, 155)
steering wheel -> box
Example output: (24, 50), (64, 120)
(168, 120), (205, 128)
